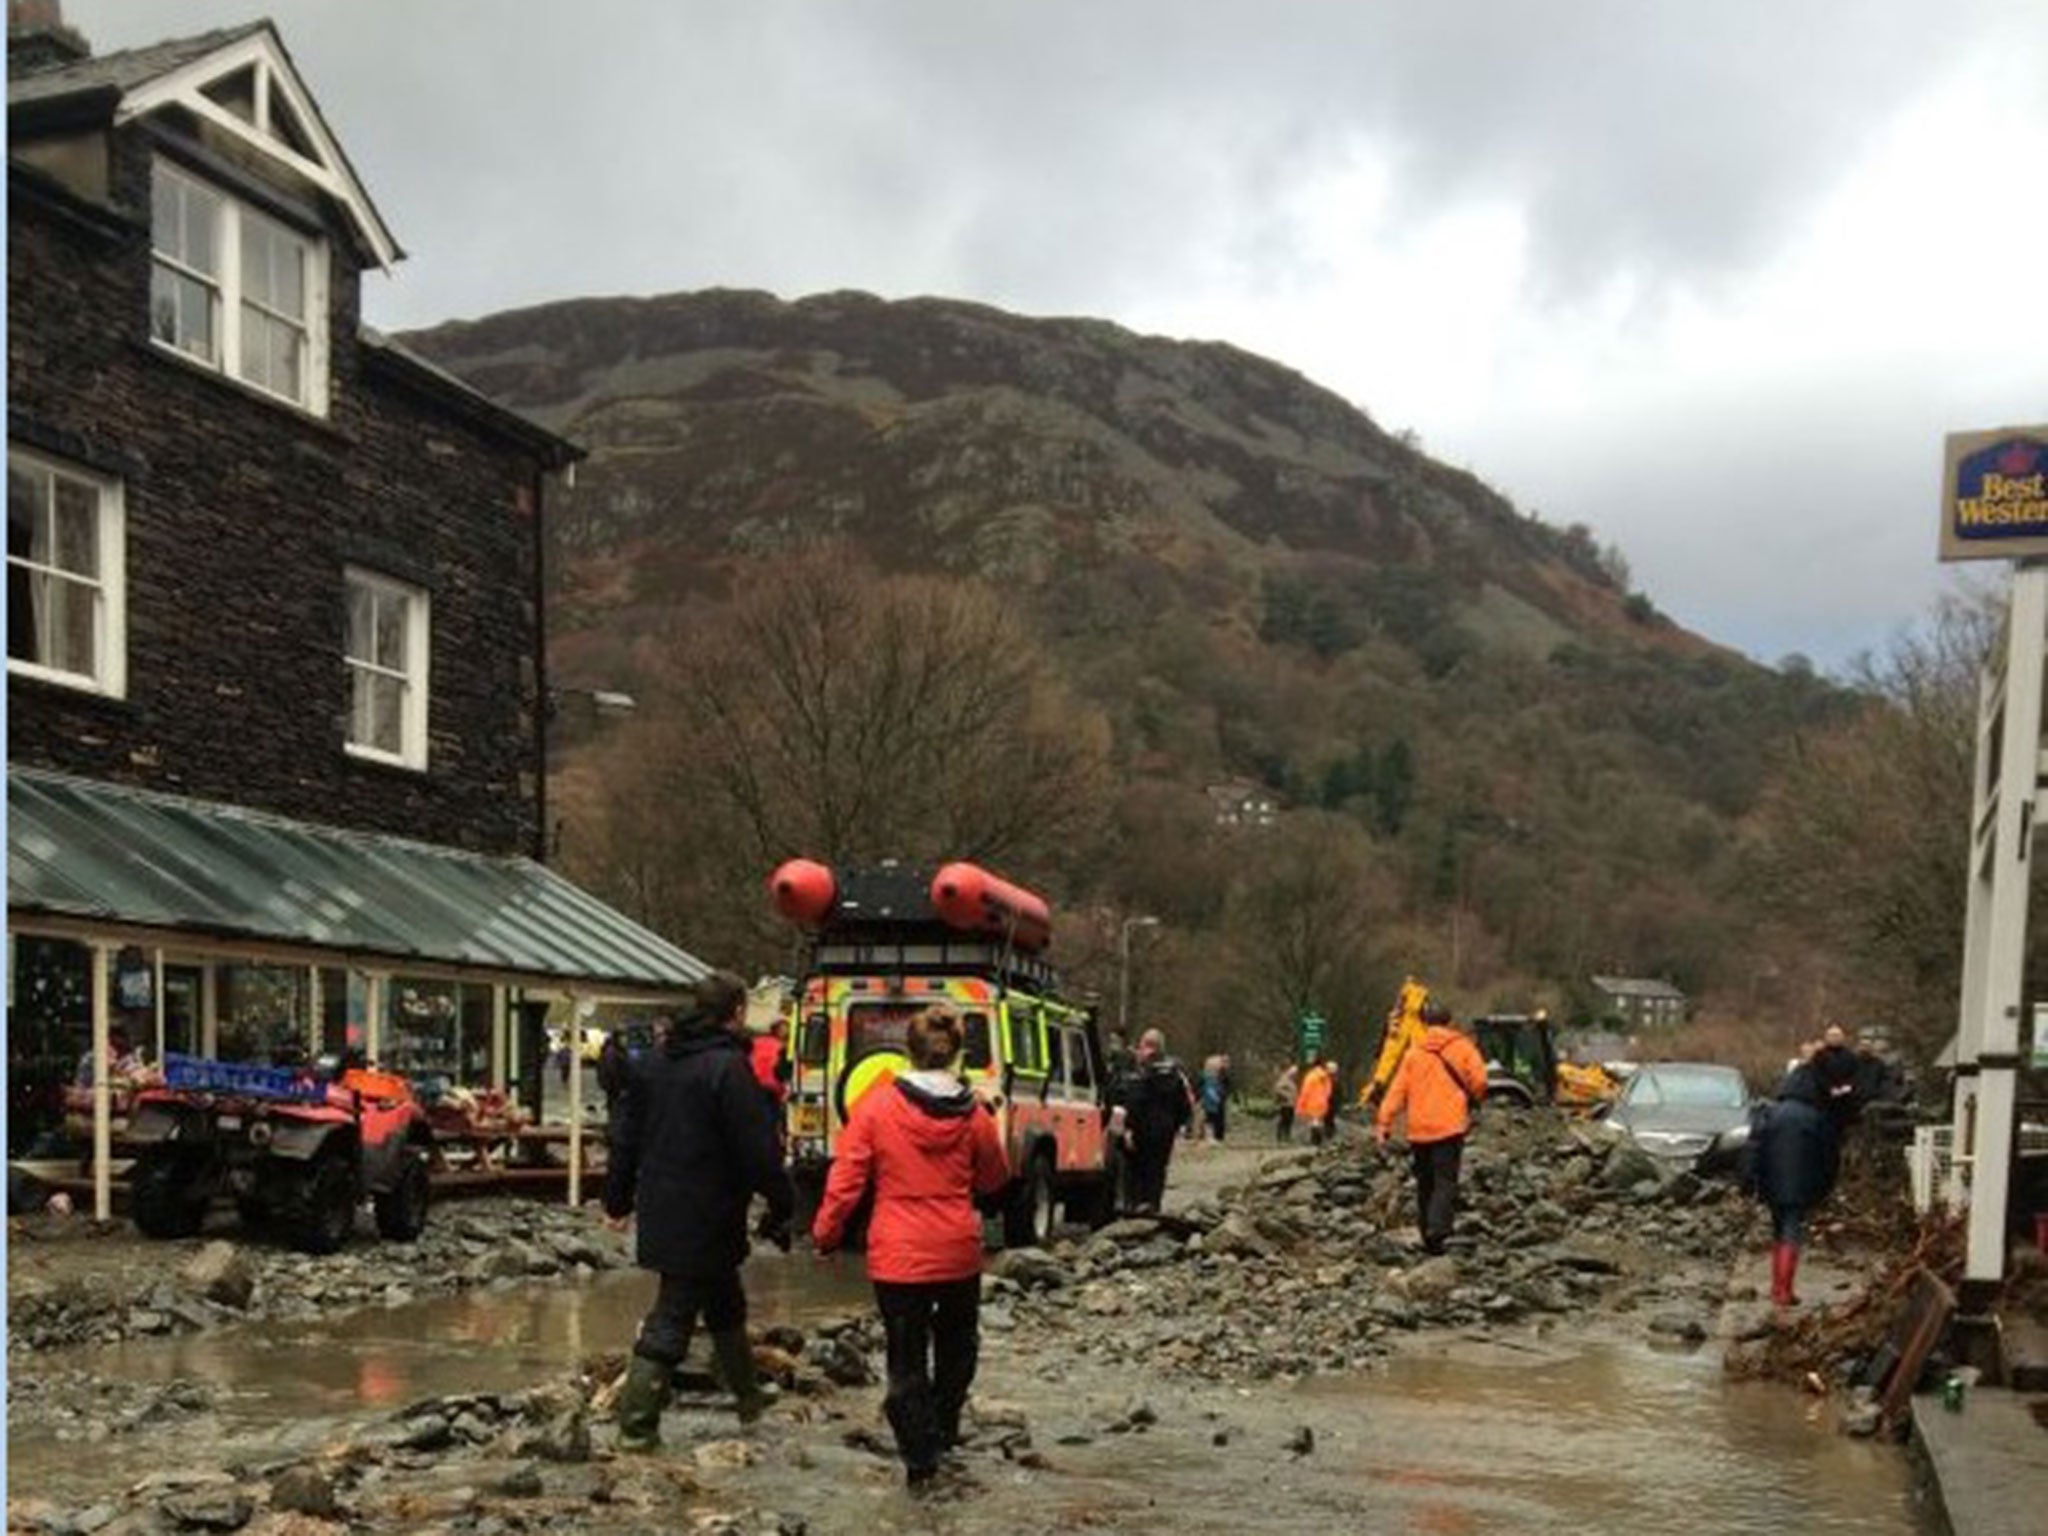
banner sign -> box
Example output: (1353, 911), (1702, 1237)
(1940, 426), (2048, 561)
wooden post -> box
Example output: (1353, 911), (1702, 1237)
(366, 973), (385, 1062)
(201, 961), (218, 1057)
(568, 996), (586, 1208)
(153, 947), (166, 1065)
(91, 940), (112, 1222)
(307, 965), (323, 1058)
(491, 984), (508, 1093)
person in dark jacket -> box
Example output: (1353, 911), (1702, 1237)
(1109, 1028), (1192, 1213)
(1750, 1062), (1841, 1306)
(604, 971), (796, 1448)
(814, 1008), (1009, 1490)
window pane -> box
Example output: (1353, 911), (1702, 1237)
(181, 179), (219, 274)
(8, 563), (39, 663)
(274, 322), (302, 400)
(151, 174), (177, 255)
(153, 173), (220, 275)
(239, 305), (273, 391)
(242, 219), (275, 309)
(155, 267), (217, 361)
(46, 573), (96, 676)
(182, 276), (215, 359)
(347, 581), (375, 664)
(9, 463), (46, 561)
(52, 477), (98, 577)
(369, 673), (405, 754)
(274, 235), (305, 317)
(351, 667), (404, 755)
(243, 216), (306, 320)
(149, 264), (180, 347)
(374, 590), (407, 670)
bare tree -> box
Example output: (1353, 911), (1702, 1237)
(1221, 813), (1392, 1061)
(562, 547), (1111, 974)
(1749, 585), (2002, 1061)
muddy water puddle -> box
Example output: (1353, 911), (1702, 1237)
(12, 1261), (1934, 1534)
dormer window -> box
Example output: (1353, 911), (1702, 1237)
(149, 159), (327, 413)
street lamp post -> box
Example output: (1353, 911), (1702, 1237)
(1117, 915), (1161, 1039)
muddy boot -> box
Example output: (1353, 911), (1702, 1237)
(615, 1353), (673, 1452)
(711, 1329), (771, 1426)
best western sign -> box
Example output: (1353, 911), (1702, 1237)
(1941, 426), (2048, 561)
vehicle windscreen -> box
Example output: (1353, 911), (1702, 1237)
(845, 1002), (993, 1071)
(847, 1003), (919, 1063)
(1631, 1068), (1745, 1109)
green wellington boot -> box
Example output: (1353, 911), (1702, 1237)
(709, 1329), (772, 1425)
(615, 1354), (673, 1452)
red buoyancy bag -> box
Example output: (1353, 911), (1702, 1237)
(929, 862), (1052, 952)
(768, 858), (837, 927)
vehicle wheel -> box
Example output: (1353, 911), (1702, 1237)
(1491, 1085), (1534, 1111)
(1063, 1172), (1114, 1230)
(373, 1148), (430, 1242)
(130, 1151), (207, 1240)
(287, 1147), (359, 1255)
(1003, 1150), (1057, 1249)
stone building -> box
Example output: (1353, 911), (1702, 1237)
(5, 4), (703, 1202)
(1588, 974), (1689, 1030)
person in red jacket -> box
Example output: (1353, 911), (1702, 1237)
(749, 1017), (790, 1105)
(1373, 1001), (1488, 1255)
(812, 1008), (1009, 1489)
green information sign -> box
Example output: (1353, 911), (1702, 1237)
(1295, 1010), (1326, 1062)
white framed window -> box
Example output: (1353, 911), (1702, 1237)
(150, 159), (327, 413)
(7, 446), (126, 698)
(344, 568), (429, 770)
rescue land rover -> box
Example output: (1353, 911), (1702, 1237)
(768, 858), (1117, 1247)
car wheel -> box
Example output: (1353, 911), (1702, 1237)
(1063, 1173), (1114, 1230)
(286, 1146), (359, 1255)
(130, 1150), (207, 1240)
(373, 1148), (430, 1242)
(1003, 1149), (1057, 1249)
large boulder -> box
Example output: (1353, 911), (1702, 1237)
(1389, 1255), (1459, 1303)
(989, 1248), (1072, 1290)
(180, 1243), (256, 1311)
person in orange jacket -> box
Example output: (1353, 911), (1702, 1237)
(1295, 1058), (1335, 1146)
(1374, 1001), (1488, 1254)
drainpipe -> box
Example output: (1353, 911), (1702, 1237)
(532, 466), (550, 864)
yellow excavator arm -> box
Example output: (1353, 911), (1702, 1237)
(1362, 975), (1430, 1104)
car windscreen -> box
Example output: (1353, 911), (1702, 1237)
(1631, 1068), (1745, 1109)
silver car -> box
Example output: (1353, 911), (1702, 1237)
(1601, 1062), (1752, 1171)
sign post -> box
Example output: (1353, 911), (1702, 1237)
(1941, 424), (2048, 1299)
(1294, 1010), (1325, 1064)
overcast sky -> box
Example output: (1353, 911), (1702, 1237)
(65, 0), (2048, 669)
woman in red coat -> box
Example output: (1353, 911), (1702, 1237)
(812, 1008), (1009, 1488)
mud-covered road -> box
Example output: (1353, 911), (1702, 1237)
(7, 1121), (1938, 1534)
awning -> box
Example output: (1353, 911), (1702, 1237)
(7, 767), (707, 994)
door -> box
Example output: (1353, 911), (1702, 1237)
(161, 963), (205, 1061)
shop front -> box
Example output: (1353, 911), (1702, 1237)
(7, 767), (707, 1216)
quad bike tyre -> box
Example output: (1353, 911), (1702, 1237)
(373, 1147), (431, 1242)
(130, 1149), (208, 1239)
(286, 1144), (359, 1255)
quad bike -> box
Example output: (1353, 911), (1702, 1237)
(125, 1054), (434, 1254)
